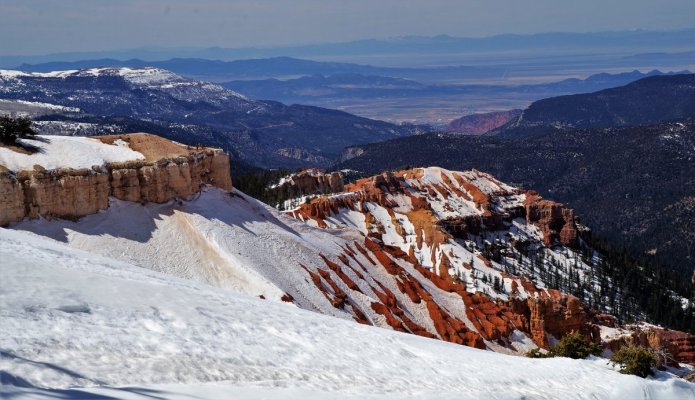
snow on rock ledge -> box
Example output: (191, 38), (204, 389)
(0, 133), (232, 225)
(0, 135), (145, 172)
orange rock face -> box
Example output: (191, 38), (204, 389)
(447, 109), (522, 135)
(664, 331), (695, 365)
(271, 168), (344, 203)
(524, 192), (579, 248)
(287, 169), (597, 351)
(0, 134), (232, 226)
(512, 291), (596, 348)
(605, 327), (695, 366)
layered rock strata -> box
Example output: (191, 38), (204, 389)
(283, 167), (693, 366)
(0, 133), (232, 225)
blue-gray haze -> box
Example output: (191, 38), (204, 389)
(2, 0), (695, 55)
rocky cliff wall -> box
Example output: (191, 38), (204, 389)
(525, 192), (579, 248)
(0, 143), (232, 226)
(272, 168), (344, 199)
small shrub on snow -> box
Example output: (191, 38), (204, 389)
(525, 348), (550, 358)
(609, 346), (658, 378)
(551, 331), (603, 359)
(526, 331), (602, 360)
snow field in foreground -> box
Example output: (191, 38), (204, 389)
(1, 228), (693, 399)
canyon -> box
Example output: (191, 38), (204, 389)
(2, 134), (693, 369)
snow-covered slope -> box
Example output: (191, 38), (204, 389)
(2, 227), (693, 399)
(9, 166), (692, 358)
(12, 188), (356, 317)
(0, 67), (249, 104)
(12, 182), (543, 349)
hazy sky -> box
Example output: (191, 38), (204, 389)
(3, 0), (695, 55)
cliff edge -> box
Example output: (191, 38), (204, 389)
(0, 133), (232, 225)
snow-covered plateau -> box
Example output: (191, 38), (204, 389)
(1, 227), (693, 399)
(0, 135), (144, 172)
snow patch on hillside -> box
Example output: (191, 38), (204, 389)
(2, 99), (80, 113)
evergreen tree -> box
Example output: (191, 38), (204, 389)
(0, 115), (35, 144)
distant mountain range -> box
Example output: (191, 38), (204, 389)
(222, 67), (688, 124)
(221, 68), (687, 104)
(12, 56), (503, 83)
(4, 30), (693, 124)
(3, 29), (694, 67)
(0, 68), (421, 169)
(15, 55), (692, 85)
(19, 55), (673, 125)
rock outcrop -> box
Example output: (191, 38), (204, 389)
(0, 133), (232, 225)
(525, 192), (579, 248)
(269, 168), (345, 210)
(509, 290), (598, 348)
(605, 326), (695, 366)
(274, 168), (344, 197)
(447, 109), (522, 135)
(108, 152), (232, 203)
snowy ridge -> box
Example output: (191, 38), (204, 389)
(0, 67), (250, 106)
(1, 227), (693, 399)
(12, 189), (366, 320)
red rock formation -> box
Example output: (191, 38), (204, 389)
(351, 304), (371, 325)
(592, 313), (617, 328)
(509, 290), (596, 348)
(663, 331), (695, 365)
(274, 168), (344, 199)
(285, 167), (695, 362)
(437, 215), (482, 238)
(447, 109), (522, 135)
(321, 254), (362, 293)
(525, 192), (579, 248)
(462, 293), (522, 342)
(604, 327), (695, 366)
